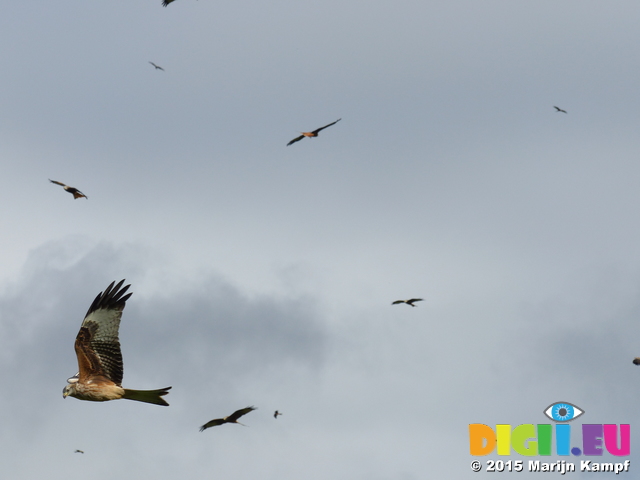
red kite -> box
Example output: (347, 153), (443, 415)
(287, 118), (341, 146)
(62, 280), (172, 406)
(200, 406), (256, 431)
(149, 62), (165, 71)
(392, 298), (423, 307)
(49, 179), (88, 199)
(553, 106), (567, 114)
(274, 410), (282, 419)
(162, 0), (175, 6)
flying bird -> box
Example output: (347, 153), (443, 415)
(633, 358), (640, 365)
(274, 410), (282, 419)
(200, 406), (256, 431)
(62, 280), (172, 406)
(162, 0), (175, 6)
(149, 62), (164, 71)
(287, 118), (341, 146)
(74, 450), (84, 454)
(553, 106), (567, 114)
(392, 298), (424, 307)
(49, 179), (88, 199)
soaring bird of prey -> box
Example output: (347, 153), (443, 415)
(62, 280), (172, 406)
(74, 450), (84, 454)
(149, 62), (164, 71)
(162, 0), (175, 6)
(286, 118), (341, 146)
(200, 406), (257, 431)
(633, 358), (640, 365)
(274, 410), (282, 419)
(553, 106), (567, 113)
(392, 298), (424, 307)
(49, 179), (88, 199)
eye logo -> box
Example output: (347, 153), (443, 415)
(543, 402), (584, 422)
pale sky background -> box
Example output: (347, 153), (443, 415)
(1, 1), (640, 478)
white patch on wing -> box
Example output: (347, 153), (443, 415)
(81, 307), (123, 342)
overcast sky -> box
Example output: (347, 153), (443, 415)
(1, 1), (640, 478)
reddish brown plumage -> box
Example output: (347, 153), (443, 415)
(63, 280), (171, 406)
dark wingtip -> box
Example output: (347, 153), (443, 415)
(84, 280), (132, 317)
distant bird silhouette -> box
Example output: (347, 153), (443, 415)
(274, 410), (282, 419)
(162, 0), (175, 6)
(200, 406), (256, 431)
(392, 298), (423, 307)
(633, 358), (640, 365)
(553, 106), (567, 114)
(287, 118), (341, 146)
(49, 180), (88, 199)
(149, 62), (164, 71)
(74, 450), (84, 454)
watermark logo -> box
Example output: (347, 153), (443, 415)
(468, 402), (631, 473)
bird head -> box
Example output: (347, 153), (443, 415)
(62, 383), (76, 399)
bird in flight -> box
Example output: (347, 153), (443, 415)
(553, 106), (567, 114)
(392, 298), (424, 307)
(633, 358), (640, 365)
(62, 280), (172, 406)
(200, 406), (257, 431)
(162, 0), (175, 6)
(274, 410), (282, 419)
(74, 450), (84, 454)
(49, 179), (88, 199)
(287, 118), (341, 146)
(149, 62), (164, 71)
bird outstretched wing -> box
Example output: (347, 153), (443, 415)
(162, 0), (175, 6)
(74, 280), (132, 386)
(49, 179), (66, 187)
(68, 188), (88, 199)
(312, 118), (341, 134)
(227, 406), (256, 422)
(199, 418), (225, 431)
(287, 135), (305, 146)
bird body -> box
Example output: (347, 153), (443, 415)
(62, 280), (171, 406)
(392, 298), (423, 307)
(633, 358), (640, 365)
(200, 406), (256, 431)
(274, 410), (282, 419)
(74, 450), (84, 454)
(553, 106), (567, 113)
(162, 0), (175, 6)
(149, 62), (164, 71)
(49, 179), (88, 199)
(287, 118), (341, 146)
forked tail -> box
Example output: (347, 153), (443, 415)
(123, 386), (172, 406)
